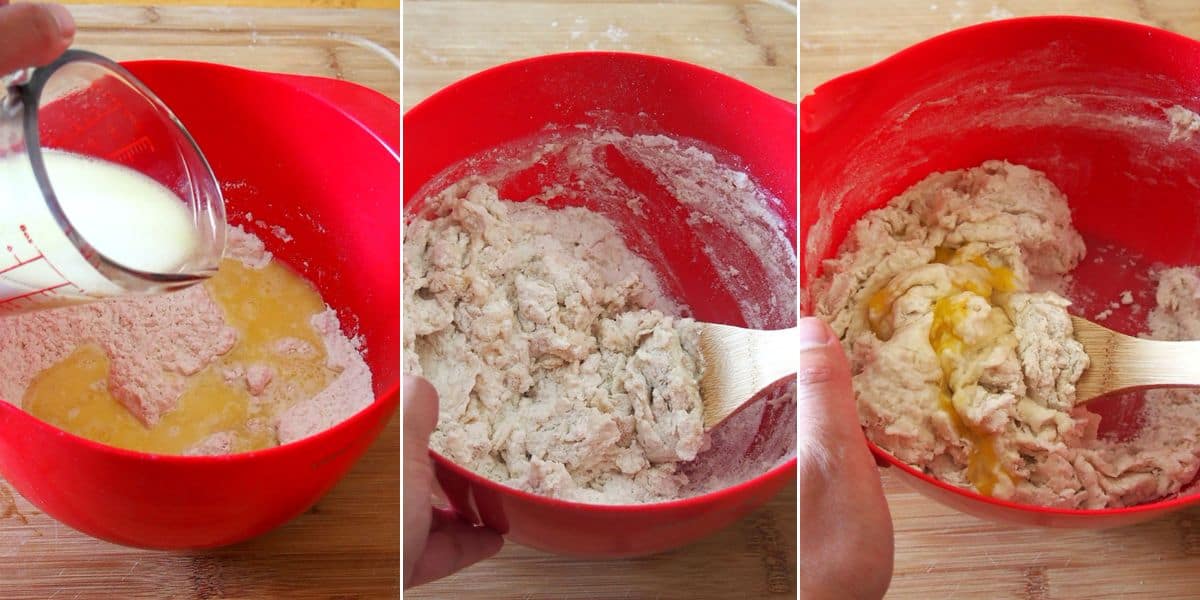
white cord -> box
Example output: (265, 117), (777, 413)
(326, 32), (402, 73)
(759, 0), (798, 15)
(249, 32), (401, 73)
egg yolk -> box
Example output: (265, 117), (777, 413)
(869, 245), (1021, 495)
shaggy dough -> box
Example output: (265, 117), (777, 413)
(404, 184), (705, 504)
(814, 161), (1200, 508)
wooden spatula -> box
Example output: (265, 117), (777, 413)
(698, 323), (797, 429)
(1072, 315), (1200, 404)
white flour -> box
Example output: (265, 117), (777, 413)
(276, 308), (374, 445)
(0, 278), (237, 427)
(1165, 105), (1200, 143)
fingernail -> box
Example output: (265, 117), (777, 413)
(46, 4), (75, 39)
(797, 317), (833, 346)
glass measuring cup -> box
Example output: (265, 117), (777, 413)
(0, 49), (225, 314)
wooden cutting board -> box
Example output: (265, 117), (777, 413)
(60, 4), (400, 102)
(803, 1), (1200, 598)
(404, 1), (797, 598)
(403, 0), (797, 110)
(0, 5), (400, 600)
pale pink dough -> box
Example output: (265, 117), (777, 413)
(404, 184), (706, 504)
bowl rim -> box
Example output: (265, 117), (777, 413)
(0, 58), (401, 465)
(431, 447), (797, 513)
(404, 49), (797, 122)
(802, 14), (1200, 106)
(805, 14), (1200, 518)
(869, 437), (1200, 517)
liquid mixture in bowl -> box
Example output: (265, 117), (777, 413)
(0, 225), (375, 455)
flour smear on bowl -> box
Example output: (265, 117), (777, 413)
(404, 129), (797, 504)
(0, 226), (374, 455)
(813, 160), (1200, 509)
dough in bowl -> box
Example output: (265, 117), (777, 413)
(404, 184), (705, 504)
(813, 160), (1200, 509)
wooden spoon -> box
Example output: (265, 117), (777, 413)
(698, 323), (797, 429)
(1072, 315), (1200, 404)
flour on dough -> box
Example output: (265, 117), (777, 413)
(403, 184), (706, 504)
(814, 160), (1200, 509)
(1165, 105), (1200, 143)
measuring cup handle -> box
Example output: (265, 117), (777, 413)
(266, 72), (399, 154)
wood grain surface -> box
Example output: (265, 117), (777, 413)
(58, 0), (400, 8)
(404, 1), (797, 599)
(409, 489), (797, 600)
(0, 5), (400, 600)
(403, 0), (797, 111)
(61, 5), (399, 102)
(802, 1), (1200, 598)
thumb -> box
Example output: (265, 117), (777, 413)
(794, 317), (868, 475)
(403, 375), (439, 453)
(796, 317), (895, 598)
(0, 4), (75, 75)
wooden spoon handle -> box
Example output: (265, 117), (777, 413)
(1074, 316), (1200, 403)
(700, 324), (798, 428)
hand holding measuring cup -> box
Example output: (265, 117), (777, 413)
(0, 9), (226, 314)
(0, 2), (75, 73)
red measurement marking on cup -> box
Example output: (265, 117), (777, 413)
(22, 225), (81, 291)
(0, 254), (44, 276)
(0, 282), (70, 305)
(108, 135), (154, 163)
(0, 224), (83, 307)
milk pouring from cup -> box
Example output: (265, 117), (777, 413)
(0, 50), (225, 313)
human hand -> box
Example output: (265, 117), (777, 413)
(403, 375), (503, 589)
(797, 317), (894, 599)
(0, 2), (75, 75)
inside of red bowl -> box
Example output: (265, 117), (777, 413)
(801, 18), (1200, 508)
(407, 121), (797, 501)
(138, 63), (400, 407)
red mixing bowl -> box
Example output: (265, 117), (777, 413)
(802, 16), (1200, 528)
(405, 52), (797, 557)
(0, 61), (400, 548)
